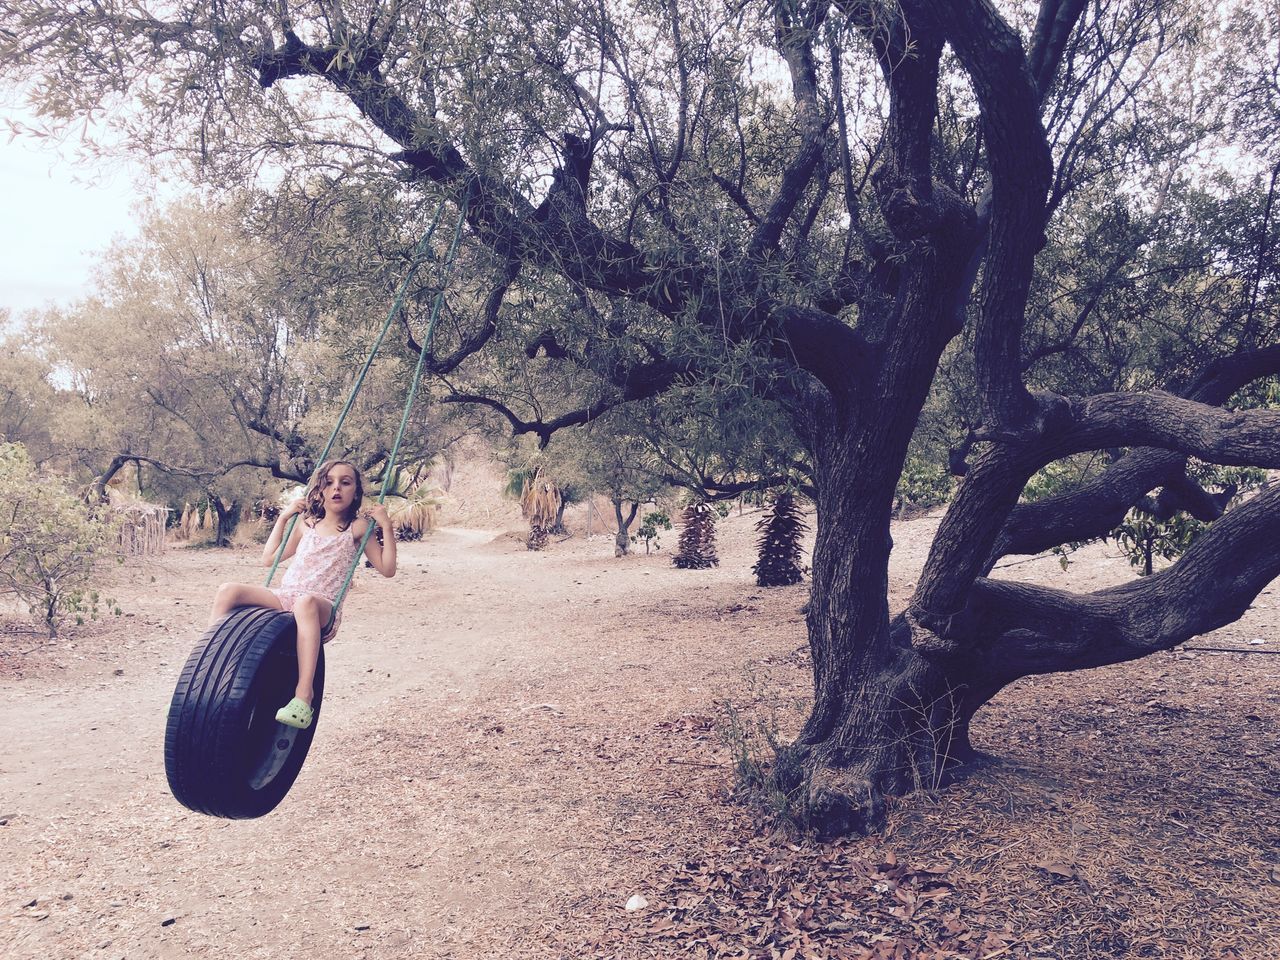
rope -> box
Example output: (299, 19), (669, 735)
(322, 196), (469, 630)
(263, 194), (464, 624)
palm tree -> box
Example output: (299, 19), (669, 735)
(753, 491), (808, 586)
(386, 483), (445, 541)
(673, 500), (719, 569)
(504, 467), (566, 550)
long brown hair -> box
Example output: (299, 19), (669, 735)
(303, 460), (364, 530)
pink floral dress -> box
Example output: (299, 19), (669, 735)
(271, 524), (362, 642)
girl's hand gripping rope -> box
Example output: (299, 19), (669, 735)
(361, 503), (397, 578)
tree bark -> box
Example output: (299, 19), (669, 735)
(780, 410), (963, 836)
(550, 499), (569, 536)
(209, 495), (240, 548)
(613, 498), (639, 557)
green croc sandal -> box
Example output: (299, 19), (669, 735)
(275, 697), (314, 730)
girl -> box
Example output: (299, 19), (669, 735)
(208, 460), (397, 729)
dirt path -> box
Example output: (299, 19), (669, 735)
(0, 520), (809, 959)
(0, 527), (521, 807)
(2, 515), (1278, 960)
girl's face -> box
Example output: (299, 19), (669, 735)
(321, 464), (359, 514)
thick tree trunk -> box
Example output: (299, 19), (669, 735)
(787, 569), (964, 832)
(550, 499), (568, 536)
(783, 458), (1280, 837)
(210, 496), (240, 548)
(613, 499), (638, 557)
(778, 410), (967, 836)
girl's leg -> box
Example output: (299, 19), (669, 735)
(289, 594), (334, 704)
(209, 583), (284, 626)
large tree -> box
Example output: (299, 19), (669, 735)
(21, 191), (453, 516)
(5, 0), (1278, 832)
(0, 326), (59, 464)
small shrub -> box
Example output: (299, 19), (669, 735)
(718, 700), (814, 834)
(0, 443), (118, 635)
(1113, 508), (1205, 576)
(632, 509), (671, 554)
(1110, 465), (1263, 574)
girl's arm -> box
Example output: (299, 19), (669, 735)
(361, 504), (397, 577)
(261, 499), (306, 566)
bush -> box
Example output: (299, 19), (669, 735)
(1113, 508), (1203, 576)
(0, 443), (118, 635)
(632, 509), (671, 553)
(894, 456), (954, 516)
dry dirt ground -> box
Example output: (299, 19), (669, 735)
(1, 509), (1278, 960)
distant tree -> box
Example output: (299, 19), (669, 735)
(26, 194), (452, 528)
(0, 330), (59, 465)
(535, 413), (674, 555)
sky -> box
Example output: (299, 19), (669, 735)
(0, 115), (154, 319)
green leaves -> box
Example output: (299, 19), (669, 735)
(0, 442), (118, 636)
(1113, 508), (1205, 577)
(633, 508), (671, 553)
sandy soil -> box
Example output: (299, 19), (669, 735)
(1, 510), (1277, 960)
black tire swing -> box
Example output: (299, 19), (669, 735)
(165, 607), (324, 818)
(164, 194), (467, 818)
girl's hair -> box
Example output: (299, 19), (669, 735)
(303, 460), (364, 530)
